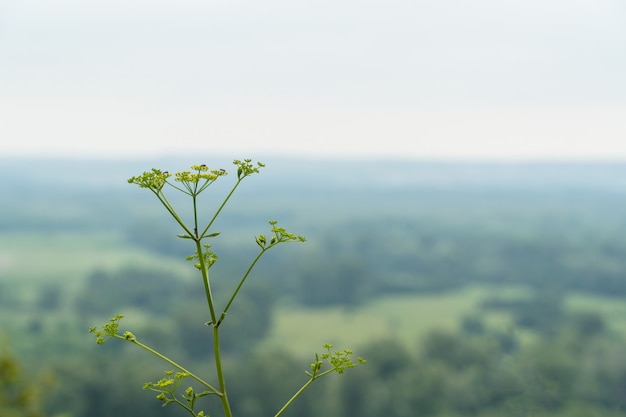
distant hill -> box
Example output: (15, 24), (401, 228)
(4, 156), (626, 190)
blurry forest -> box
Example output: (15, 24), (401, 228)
(2, 157), (626, 417)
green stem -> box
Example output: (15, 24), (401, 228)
(195, 239), (217, 324)
(213, 326), (233, 417)
(274, 365), (337, 417)
(219, 247), (267, 325)
(167, 397), (195, 416)
(123, 336), (221, 395)
(155, 191), (195, 238)
(199, 178), (243, 238)
(193, 193), (199, 238)
(274, 378), (315, 417)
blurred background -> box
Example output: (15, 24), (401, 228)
(2, 1), (626, 416)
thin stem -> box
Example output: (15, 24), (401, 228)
(193, 193), (199, 238)
(219, 247), (267, 325)
(166, 180), (192, 195)
(159, 395), (195, 416)
(121, 336), (221, 395)
(274, 365), (338, 417)
(195, 239), (217, 324)
(274, 378), (314, 417)
(199, 178), (243, 238)
(213, 326), (233, 417)
(155, 191), (195, 238)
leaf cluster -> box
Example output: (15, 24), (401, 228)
(309, 344), (366, 378)
(144, 371), (213, 417)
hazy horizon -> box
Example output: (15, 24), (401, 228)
(2, 0), (625, 160)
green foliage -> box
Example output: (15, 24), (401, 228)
(47, 355), (182, 417)
(328, 317), (626, 417)
(0, 348), (51, 417)
(297, 257), (370, 307)
(143, 370), (214, 417)
(90, 160), (364, 417)
(76, 267), (186, 315)
(228, 350), (307, 417)
(8, 158), (626, 416)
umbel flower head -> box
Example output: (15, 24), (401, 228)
(127, 160), (263, 198)
(175, 165), (228, 183)
(127, 169), (171, 192)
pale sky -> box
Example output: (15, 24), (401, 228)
(1, 0), (625, 160)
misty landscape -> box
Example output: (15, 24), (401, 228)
(2, 157), (626, 417)
(3, 0), (626, 415)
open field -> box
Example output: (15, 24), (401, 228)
(0, 231), (191, 293)
(261, 286), (543, 356)
(566, 293), (626, 335)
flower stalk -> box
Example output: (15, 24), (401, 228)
(90, 159), (364, 417)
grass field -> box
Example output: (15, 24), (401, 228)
(258, 286), (531, 357)
(261, 285), (626, 359)
(1, 232), (187, 276)
(0, 231), (189, 286)
(566, 293), (626, 335)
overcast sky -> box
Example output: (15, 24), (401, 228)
(1, 0), (625, 160)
